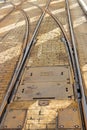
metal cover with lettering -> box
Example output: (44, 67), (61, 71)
(21, 66), (72, 83)
(14, 66), (74, 101)
(15, 82), (74, 101)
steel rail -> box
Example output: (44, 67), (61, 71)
(12, 0), (47, 73)
(45, 10), (82, 130)
(0, 0), (51, 122)
(0, 9), (30, 122)
(12, 9), (30, 80)
(78, 0), (87, 15)
(65, 0), (87, 129)
(3, 9), (30, 105)
(47, 8), (85, 129)
(47, 9), (77, 79)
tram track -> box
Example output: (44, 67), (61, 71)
(0, 0), (87, 129)
(47, 4), (85, 130)
(48, 0), (87, 128)
(0, 0), (45, 107)
(0, 0), (30, 121)
(0, 0), (51, 123)
(65, 0), (87, 129)
(0, 8), (30, 122)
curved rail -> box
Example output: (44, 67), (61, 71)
(65, 0), (87, 129)
(46, 9), (76, 76)
(16, 9), (30, 69)
(1, 1), (86, 128)
(0, 8), (30, 122)
(0, 0), (51, 122)
(47, 6), (86, 130)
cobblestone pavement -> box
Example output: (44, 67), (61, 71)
(28, 14), (69, 67)
(0, 9), (26, 105)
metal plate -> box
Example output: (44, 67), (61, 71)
(15, 82), (74, 101)
(1, 101), (81, 130)
(22, 66), (72, 83)
(1, 109), (26, 129)
(14, 66), (74, 101)
(23, 100), (81, 130)
(58, 106), (81, 129)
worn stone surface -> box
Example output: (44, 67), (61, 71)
(0, 10), (26, 106)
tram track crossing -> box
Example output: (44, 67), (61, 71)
(0, 0), (87, 129)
